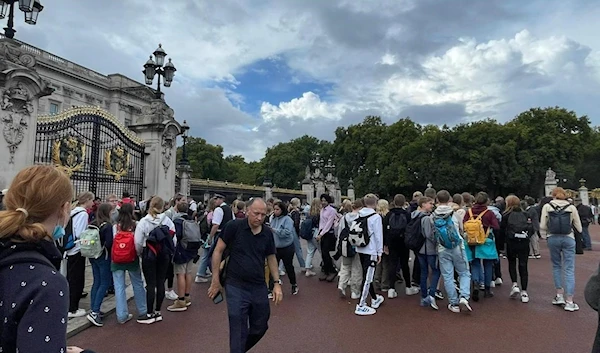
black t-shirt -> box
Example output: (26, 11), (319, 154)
(221, 218), (276, 286)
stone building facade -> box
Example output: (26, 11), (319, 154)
(0, 35), (183, 200)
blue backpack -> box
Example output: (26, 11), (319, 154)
(299, 217), (315, 240)
(433, 213), (462, 249)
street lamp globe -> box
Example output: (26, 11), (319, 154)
(143, 56), (156, 84)
(19, 0), (34, 12)
(24, 0), (43, 25)
(182, 120), (189, 137)
(0, 2), (9, 19)
(163, 58), (176, 87)
(153, 43), (167, 67)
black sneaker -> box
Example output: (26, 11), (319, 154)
(435, 290), (444, 300)
(153, 311), (163, 322)
(137, 314), (156, 325)
(292, 284), (299, 295)
(87, 312), (103, 327)
(472, 288), (480, 302)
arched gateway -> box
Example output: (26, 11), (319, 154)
(34, 106), (145, 200)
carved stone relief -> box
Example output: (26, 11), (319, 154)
(0, 41), (36, 68)
(161, 126), (177, 176)
(139, 100), (174, 125)
(0, 82), (34, 163)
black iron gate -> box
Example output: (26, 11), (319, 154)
(34, 107), (145, 201)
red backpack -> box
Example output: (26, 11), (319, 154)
(112, 226), (137, 264)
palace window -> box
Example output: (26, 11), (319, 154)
(49, 102), (60, 115)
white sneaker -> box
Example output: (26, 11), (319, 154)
(448, 304), (460, 313)
(165, 290), (178, 301)
(495, 278), (503, 286)
(427, 295), (439, 310)
(490, 281), (495, 288)
(371, 294), (385, 309)
(459, 297), (473, 312)
(479, 283), (485, 290)
(564, 302), (580, 312)
(351, 292), (361, 300)
(195, 276), (208, 283)
(521, 291), (530, 303)
(305, 269), (316, 277)
(355, 304), (376, 316)
(552, 295), (566, 306)
(279, 270), (286, 277)
(405, 286), (420, 296)
(68, 309), (87, 318)
(388, 289), (398, 299)
(510, 284), (521, 299)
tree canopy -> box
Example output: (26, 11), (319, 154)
(177, 106), (596, 198)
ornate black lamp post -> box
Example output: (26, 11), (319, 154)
(0, 0), (43, 39)
(143, 44), (177, 99)
(180, 120), (190, 165)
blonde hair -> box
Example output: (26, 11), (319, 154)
(290, 198), (301, 209)
(74, 191), (94, 208)
(340, 199), (352, 213)
(377, 199), (389, 216)
(504, 195), (521, 214)
(148, 196), (165, 217)
(0, 166), (73, 242)
(363, 193), (378, 207)
(207, 198), (217, 212)
(310, 199), (321, 216)
(552, 187), (568, 200)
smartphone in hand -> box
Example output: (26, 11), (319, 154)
(213, 291), (224, 304)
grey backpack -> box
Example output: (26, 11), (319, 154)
(180, 219), (203, 251)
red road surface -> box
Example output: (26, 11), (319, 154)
(70, 226), (600, 353)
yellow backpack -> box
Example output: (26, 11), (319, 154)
(464, 208), (490, 245)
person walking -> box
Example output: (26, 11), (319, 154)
(208, 198), (283, 353)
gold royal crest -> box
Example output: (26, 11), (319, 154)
(52, 137), (86, 176)
(105, 146), (130, 181)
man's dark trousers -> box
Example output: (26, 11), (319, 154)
(226, 282), (270, 353)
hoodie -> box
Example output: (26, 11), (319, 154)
(66, 206), (89, 256)
(540, 200), (582, 238)
(269, 214), (296, 249)
(356, 207), (384, 257)
(134, 213), (176, 256)
(411, 210), (436, 255)
(433, 205), (464, 253)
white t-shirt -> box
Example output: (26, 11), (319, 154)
(212, 206), (224, 226)
(67, 207), (89, 256)
(189, 201), (197, 212)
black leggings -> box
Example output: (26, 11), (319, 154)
(142, 254), (170, 313)
(166, 262), (174, 289)
(359, 253), (377, 301)
(67, 252), (86, 312)
(270, 244), (296, 289)
(507, 239), (529, 290)
(388, 240), (411, 290)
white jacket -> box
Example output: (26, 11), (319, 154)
(66, 207), (89, 257)
(134, 213), (175, 256)
(355, 208), (383, 257)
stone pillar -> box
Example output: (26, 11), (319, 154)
(203, 192), (210, 203)
(580, 179), (590, 206)
(0, 38), (53, 186)
(128, 99), (182, 200)
(263, 179), (273, 201)
(347, 178), (355, 201)
(544, 168), (557, 197)
(302, 182), (314, 204)
(316, 180), (326, 199)
(335, 186), (341, 205)
(177, 163), (191, 197)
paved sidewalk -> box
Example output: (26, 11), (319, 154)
(66, 262), (134, 338)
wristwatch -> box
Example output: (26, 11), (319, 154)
(274, 279), (283, 285)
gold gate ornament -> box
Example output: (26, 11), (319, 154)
(52, 136), (86, 176)
(105, 146), (130, 181)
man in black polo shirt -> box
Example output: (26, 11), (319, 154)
(208, 198), (283, 353)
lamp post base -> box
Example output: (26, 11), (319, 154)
(3, 26), (15, 39)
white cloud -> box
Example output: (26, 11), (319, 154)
(260, 92), (345, 121)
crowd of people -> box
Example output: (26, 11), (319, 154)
(0, 164), (597, 353)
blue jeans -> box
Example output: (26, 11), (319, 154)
(293, 234), (306, 268)
(305, 238), (319, 270)
(439, 246), (471, 305)
(582, 226), (592, 249)
(90, 255), (112, 313)
(417, 254), (441, 299)
(196, 247), (211, 277)
(548, 235), (576, 297)
(112, 269), (147, 322)
(471, 258), (494, 288)
(226, 283), (270, 353)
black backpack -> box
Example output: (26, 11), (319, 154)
(548, 203), (572, 235)
(387, 211), (408, 239)
(405, 213), (426, 251)
(198, 214), (210, 241)
(335, 215), (357, 258)
(507, 211), (531, 240)
(56, 210), (86, 254)
(144, 217), (175, 261)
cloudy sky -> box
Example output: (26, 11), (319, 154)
(16, 0), (600, 160)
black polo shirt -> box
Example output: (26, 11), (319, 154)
(221, 218), (276, 287)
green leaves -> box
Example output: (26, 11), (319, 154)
(177, 107), (596, 197)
